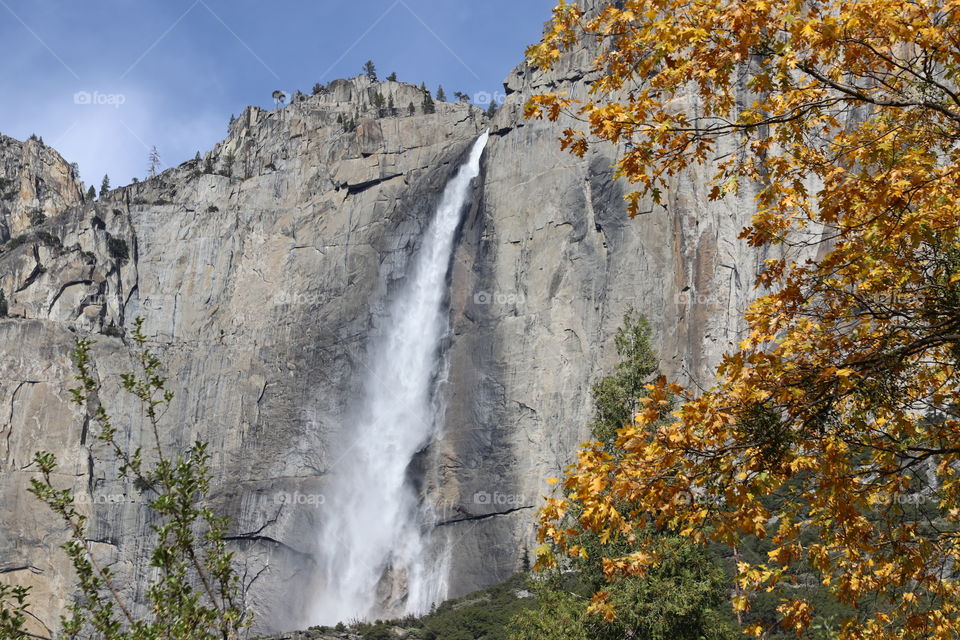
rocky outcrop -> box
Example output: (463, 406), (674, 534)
(0, 2), (773, 634)
(430, 0), (771, 596)
(0, 76), (487, 634)
(0, 134), (85, 241)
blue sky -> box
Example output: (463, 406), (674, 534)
(0, 0), (556, 190)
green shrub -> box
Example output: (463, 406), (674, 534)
(27, 209), (45, 226)
(106, 236), (129, 264)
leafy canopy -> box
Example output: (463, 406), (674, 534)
(526, 1), (960, 639)
(511, 313), (739, 640)
(4, 318), (251, 639)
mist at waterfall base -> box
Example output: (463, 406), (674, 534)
(310, 132), (490, 625)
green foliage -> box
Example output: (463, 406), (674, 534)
(386, 72), (397, 82)
(589, 310), (657, 443)
(4, 235), (28, 251)
(419, 574), (533, 640)
(436, 85), (446, 102)
(510, 312), (740, 640)
(28, 208), (46, 226)
(222, 153), (235, 177)
(5, 317), (251, 639)
(100, 174), (110, 198)
(364, 60), (377, 82)
(0, 583), (30, 639)
(486, 99), (498, 118)
(107, 236), (129, 260)
(87, 185), (96, 200)
(106, 236), (129, 264)
(312, 82), (325, 95)
(422, 90), (436, 115)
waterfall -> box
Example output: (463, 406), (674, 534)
(311, 132), (489, 625)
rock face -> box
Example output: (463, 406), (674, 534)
(0, 134), (85, 241)
(0, 3), (767, 635)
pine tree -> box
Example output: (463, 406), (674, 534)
(408, 101), (416, 116)
(147, 146), (161, 179)
(436, 85), (446, 101)
(388, 94), (396, 116)
(422, 90), (436, 115)
(486, 98), (498, 118)
(222, 152), (235, 177)
(363, 60), (377, 81)
(386, 71), (397, 82)
(99, 175), (110, 198)
(86, 185), (96, 200)
(312, 82), (324, 95)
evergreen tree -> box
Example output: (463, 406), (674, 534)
(86, 185), (96, 200)
(436, 85), (446, 101)
(147, 146), (161, 178)
(373, 91), (385, 115)
(99, 174), (110, 198)
(408, 101), (416, 116)
(386, 71), (397, 82)
(422, 90), (436, 115)
(363, 60), (377, 81)
(222, 152), (235, 177)
(509, 312), (740, 640)
(312, 82), (324, 95)
(486, 98), (498, 118)
(387, 94), (396, 116)
(0, 289), (7, 317)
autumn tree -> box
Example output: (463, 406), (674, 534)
(527, 1), (960, 639)
(511, 312), (739, 640)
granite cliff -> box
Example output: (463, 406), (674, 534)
(0, 0), (766, 634)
